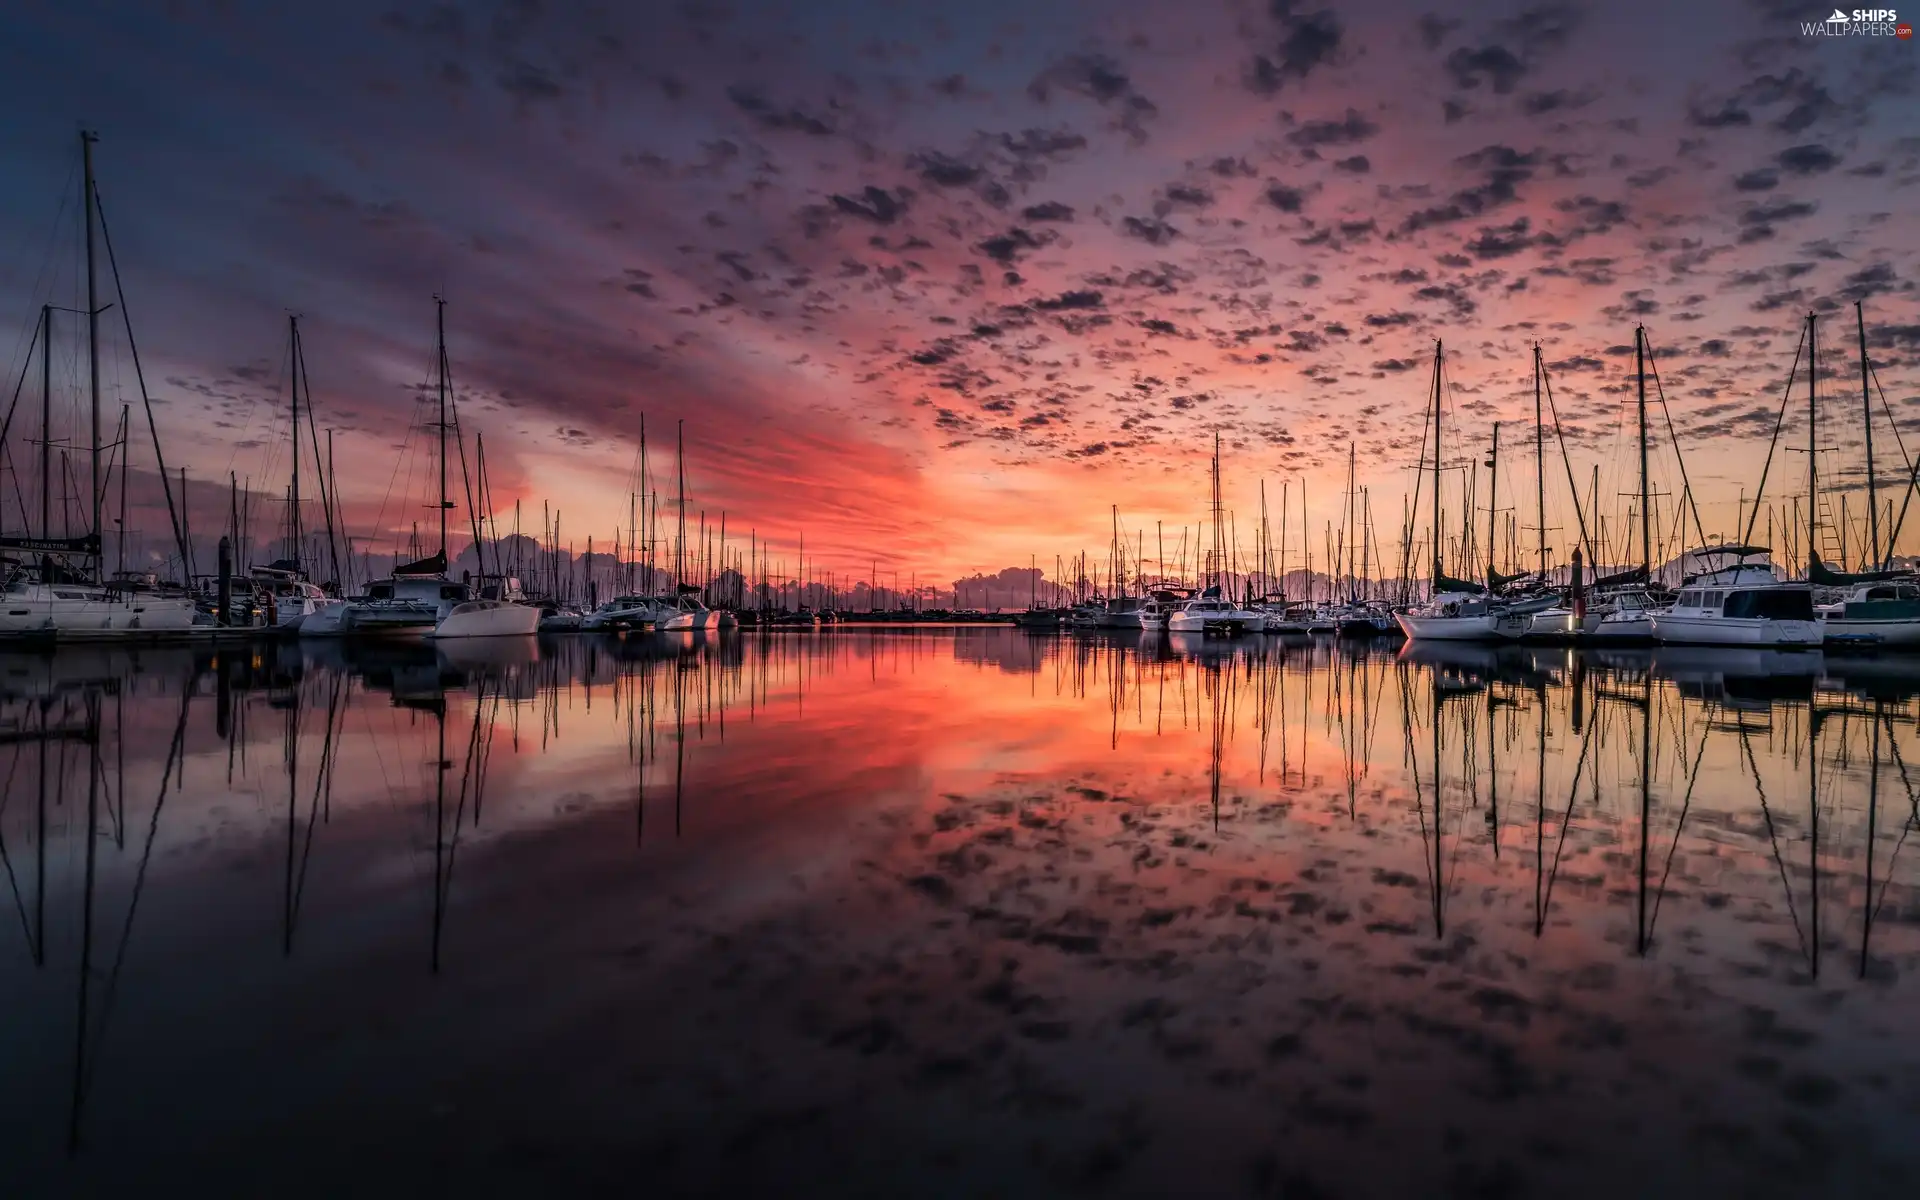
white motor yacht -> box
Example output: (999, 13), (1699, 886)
(1168, 586), (1257, 635)
(581, 593), (665, 632)
(340, 571), (465, 638)
(1648, 546), (1818, 647)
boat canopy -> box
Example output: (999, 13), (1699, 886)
(1592, 564), (1649, 589)
(1808, 558), (1911, 587)
(394, 550), (448, 577)
(1690, 543), (1769, 560)
(1433, 571), (1487, 596)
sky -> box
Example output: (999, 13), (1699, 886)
(0, 0), (1917, 588)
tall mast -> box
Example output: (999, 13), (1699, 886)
(1487, 422), (1500, 583)
(435, 295), (449, 561)
(677, 419), (686, 589)
(1534, 343), (1547, 578)
(1346, 442), (1357, 600)
(1636, 325), (1651, 577)
(1806, 310), (1818, 576)
(39, 305), (51, 542)
(1858, 301), (1879, 568)
(83, 132), (102, 581)
(687, 418), (695, 587)
(289, 314), (302, 567)
(1430, 340), (1443, 589)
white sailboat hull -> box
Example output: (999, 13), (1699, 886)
(1396, 611), (1529, 641)
(433, 600), (541, 639)
(0, 590), (198, 639)
(1822, 616), (1920, 646)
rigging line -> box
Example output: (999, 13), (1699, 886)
(1874, 362), (1920, 559)
(1868, 711), (1916, 928)
(1735, 322), (1808, 549)
(1645, 715), (1712, 947)
(1538, 689), (1597, 931)
(1740, 724), (1811, 970)
(91, 185), (189, 571)
(1538, 358), (1597, 564)
(0, 162), (76, 388)
(1642, 334), (1710, 547)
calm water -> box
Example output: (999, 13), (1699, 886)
(2, 630), (1918, 1197)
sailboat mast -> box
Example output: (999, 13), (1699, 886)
(83, 132), (103, 581)
(1534, 344), (1546, 578)
(1806, 310), (1818, 575)
(677, 420), (687, 589)
(1346, 442), (1357, 601)
(1636, 325), (1651, 576)
(1430, 340), (1443, 590)
(39, 305), (51, 542)
(435, 296), (449, 560)
(1487, 423), (1499, 583)
(290, 315), (306, 567)
(1858, 301), (1879, 568)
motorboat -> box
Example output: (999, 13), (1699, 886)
(434, 574), (539, 638)
(1395, 591), (1531, 642)
(581, 594), (665, 632)
(339, 557), (465, 638)
(661, 591), (716, 632)
(1097, 595), (1145, 629)
(250, 562), (331, 630)
(1168, 586), (1255, 635)
(1589, 589), (1662, 641)
(1648, 546), (1818, 647)
(1819, 577), (1920, 648)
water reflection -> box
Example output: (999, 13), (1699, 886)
(1, 630), (1917, 1192)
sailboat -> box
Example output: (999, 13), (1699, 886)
(1651, 314), (1820, 648)
(1589, 329), (1663, 641)
(1397, 342), (1530, 641)
(1818, 300), (1920, 647)
(660, 420), (715, 632)
(335, 299), (537, 638)
(1168, 433), (1265, 634)
(0, 134), (196, 640)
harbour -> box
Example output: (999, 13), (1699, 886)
(2, 628), (1918, 1195)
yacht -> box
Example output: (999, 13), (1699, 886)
(661, 590), (716, 632)
(1820, 577), (1920, 648)
(1097, 595), (1146, 629)
(1168, 586), (1254, 635)
(435, 574), (540, 638)
(1648, 546), (1819, 647)
(1395, 591), (1531, 642)
(1589, 589), (1662, 641)
(0, 564), (197, 640)
(339, 565), (465, 638)
(581, 594), (666, 632)
(250, 562), (332, 630)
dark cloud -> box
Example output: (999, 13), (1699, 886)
(1120, 216), (1180, 245)
(1553, 194), (1628, 237)
(1732, 168), (1779, 192)
(1364, 310), (1419, 328)
(829, 186), (908, 224)
(497, 61), (563, 103)
(1000, 128), (1088, 160)
(1776, 144), (1839, 175)
(912, 152), (983, 187)
(1464, 216), (1538, 259)
(1021, 201), (1075, 223)
(1033, 289), (1105, 311)
(1399, 145), (1539, 233)
(1287, 108), (1379, 148)
(726, 85), (835, 136)
(1737, 198), (1818, 244)
(1159, 184), (1215, 210)
(1418, 14), (1463, 50)
(1444, 45), (1527, 94)
(1522, 88), (1596, 116)
(977, 228), (1051, 265)
(1333, 155), (1370, 174)
(1264, 182), (1307, 213)
(1028, 52), (1158, 144)
(1245, 3), (1346, 95)
(1842, 261), (1897, 301)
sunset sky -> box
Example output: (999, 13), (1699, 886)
(1, 0), (1916, 586)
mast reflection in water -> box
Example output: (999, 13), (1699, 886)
(1, 630), (1917, 1195)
